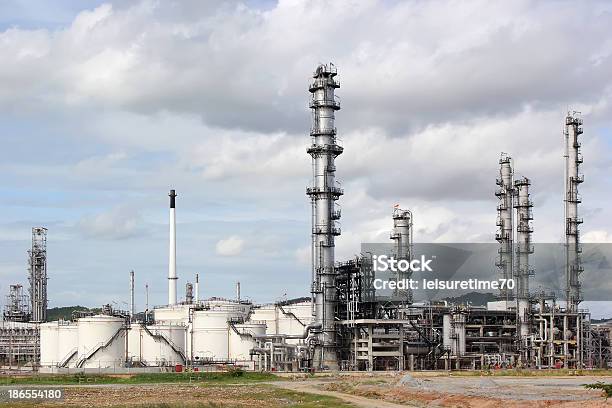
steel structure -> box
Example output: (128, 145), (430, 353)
(514, 177), (533, 361)
(3, 284), (30, 322)
(307, 63), (343, 370)
(564, 112), (584, 312)
(390, 208), (413, 302)
(28, 227), (48, 323)
(495, 155), (514, 302)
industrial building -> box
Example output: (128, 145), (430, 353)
(2, 64), (611, 372)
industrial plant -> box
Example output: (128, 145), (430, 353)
(1, 64), (611, 373)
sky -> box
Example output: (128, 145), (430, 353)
(0, 0), (611, 317)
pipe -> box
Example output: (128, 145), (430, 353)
(195, 273), (199, 303)
(236, 281), (241, 303)
(130, 270), (135, 321)
(168, 189), (178, 305)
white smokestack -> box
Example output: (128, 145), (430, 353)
(168, 189), (178, 305)
(130, 270), (135, 321)
(194, 273), (199, 303)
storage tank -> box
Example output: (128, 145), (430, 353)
(57, 323), (78, 367)
(39, 322), (59, 366)
(229, 322), (266, 360)
(191, 300), (249, 361)
(77, 315), (125, 368)
(149, 324), (186, 364)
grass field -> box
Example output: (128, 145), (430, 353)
(3, 384), (355, 407)
(0, 371), (278, 386)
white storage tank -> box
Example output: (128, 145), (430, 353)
(57, 323), (78, 367)
(145, 324), (186, 365)
(191, 300), (249, 361)
(77, 315), (125, 368)
(39, 322), (60, 366)
(229, 322), (266, 360)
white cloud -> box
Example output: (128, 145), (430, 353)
(583, 230), (612, 243)
(78, 205), (142, 240)
(1, 0), (611, 308)
(215, 235), (245, 256)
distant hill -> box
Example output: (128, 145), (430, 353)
(440, 292), (498, 306)
(46, 306), (94, 321)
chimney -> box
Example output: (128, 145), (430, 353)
(168, 189), (178, 305)
(195, 273), (200, 303)
(130, 270), (135, 321)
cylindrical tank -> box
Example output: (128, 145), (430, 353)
(39, 322), (59, 366)
(77, 315), (125, 368)
(191, 300), (249, 361)
(150, 324), (186, 364)
(229, 322), (266, 360)
(57, 323), (78, 367)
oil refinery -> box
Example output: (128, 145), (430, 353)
(1, 64), (610, 373)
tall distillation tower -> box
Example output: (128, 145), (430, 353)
(564, 113), (584, 312)
(495, 154), (514, 303)
(514, 177), (533, 358)
(390, 208), (413, 302)
(28, 227), (48, 323)
(307, 63), (343, 369)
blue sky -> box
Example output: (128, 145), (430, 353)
(1, 0), (611, 317)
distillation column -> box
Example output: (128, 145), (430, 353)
(495, 154), (514, 303)
(307, 63), (343, 370)
(390, 208), (413, 302)
(29, 227), (48, 323)
(514, 177), (534, 360)
(564, 113), (584, 312)
(168, 189), (178, 305)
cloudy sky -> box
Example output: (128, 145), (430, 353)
(1, 0), (611, 316)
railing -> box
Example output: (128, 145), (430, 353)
(58, 348), (78, 368)
(76, 326), (125, 368)
(142, 324), (186, 363)
(309, 98), (341, 110)
(306, 186), (344, 196)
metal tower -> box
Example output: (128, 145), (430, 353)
(514, 177), (534, 352)
(307, 63), (343, 370)
(3, 284), (31, 322)
(564, 112), (584, 312)
(28, 227), (48, 323)
(495, 154), (514, 302)
(390, 207), (413, 302)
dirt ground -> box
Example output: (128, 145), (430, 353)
(4, 373), (612, 408)
(305, 373), (612, 407)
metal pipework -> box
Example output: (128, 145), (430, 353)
(390, 208), (413, 301)
(306, 63), (342, 370)
(195, 273), (200, 303)
(185, 282), (193, 304)
(564, 112), (584, 312)
(495, 154), (514, 302)
(168, 189), (178, 305)
(28, 226), (48, 323)
(514, 177), (533, 342)
(236, 281), (241, 303)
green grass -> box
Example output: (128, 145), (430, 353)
(0, 371), (279, 386)
(584, 382), (612, 398)
(4, 383), (354, 408)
